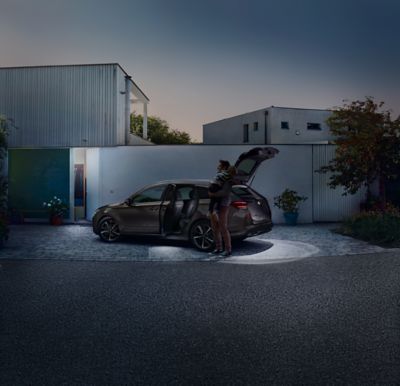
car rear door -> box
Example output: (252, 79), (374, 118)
(231, 185), (271, 224)
(234, 147), (279, 185)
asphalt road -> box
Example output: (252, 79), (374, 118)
(1, 253), (400, 385)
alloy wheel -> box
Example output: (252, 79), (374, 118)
(190, 220), (214, 251)
(99, 217), (121, 242)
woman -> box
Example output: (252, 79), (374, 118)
(208, 160), (234, 257)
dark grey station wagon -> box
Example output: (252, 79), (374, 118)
(92, 147), (279, 251)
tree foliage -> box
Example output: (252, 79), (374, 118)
(130, 113), (191, 144)
(317, 98), (400, 205)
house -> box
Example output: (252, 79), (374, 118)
(0, 66), (366, 224)
(203, 106), (334, 145)
(0, 63), (151, 222)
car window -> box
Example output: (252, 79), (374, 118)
(175, 186), (195, 200)
(197, 186), (210, 199)
(237, 159), (256, 175)
(132, 186), (166, 203)
(231, 186), (254, 200)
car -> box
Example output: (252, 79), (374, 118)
(92, 147), (279, 251)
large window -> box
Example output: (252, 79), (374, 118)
(243, 124), (249, 143)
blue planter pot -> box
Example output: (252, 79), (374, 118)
(283, 212), (298, 225)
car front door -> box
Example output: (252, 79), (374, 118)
(120, 185), (167, 234)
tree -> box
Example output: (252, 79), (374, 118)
(317, 97), (400, 207)
(131, 113), (191, 144)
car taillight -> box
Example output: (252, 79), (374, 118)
(231, 200), (248, 209)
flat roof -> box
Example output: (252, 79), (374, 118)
(0, 63), (149, 102)
(203, 105), (332, 126)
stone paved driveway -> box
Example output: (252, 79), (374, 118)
(0, 223), (397, 264)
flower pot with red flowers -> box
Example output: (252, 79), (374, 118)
(43, 196), (68, 225)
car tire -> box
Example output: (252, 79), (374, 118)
(98, 216), (121, 242)
(189, 219), (214, 251)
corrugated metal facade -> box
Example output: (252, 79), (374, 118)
(312, 145), (365, 221)
(0, 64), (125, 147)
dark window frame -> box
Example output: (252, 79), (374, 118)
(253, 121), (258, 131)
(281, 121), (289, 130)
(307, 122), (322, 130)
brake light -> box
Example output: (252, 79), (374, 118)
(231, 200), (248, 209)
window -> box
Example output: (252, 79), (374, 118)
(237, 159), (256, 175)
(281, 121), (289, 130)
(197, 187), (210, 200)
(307, 122), (322, 130)
(132, 186), (166, 203)
(253, 122), (258, 131)
(243, 124), (249, 143)
(175, 186), (195, 200)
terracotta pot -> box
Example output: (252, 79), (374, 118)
(50, 215), (63, 226)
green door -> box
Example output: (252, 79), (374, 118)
(8, 149), (70, 219)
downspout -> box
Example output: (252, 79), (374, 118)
(264, 110), (269, 144)
(125, 75), (132, 145)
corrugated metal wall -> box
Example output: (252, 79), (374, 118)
(0, 64), (120, 147)
(312, 145), (365, 221)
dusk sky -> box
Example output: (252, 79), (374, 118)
(1, 0), (399, 141)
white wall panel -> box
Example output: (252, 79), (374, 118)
(86, 148), (101, 219)
(88, 145), (312, 223)
(86, 144), (365, 223)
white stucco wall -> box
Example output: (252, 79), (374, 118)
(203, 107), (335, 145)
(86, 148), (101, 220)
(203, 110), (268, 144)
(85, 145), (362, 224)
(269, 107), (334, 144)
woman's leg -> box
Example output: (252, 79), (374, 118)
(219, 206), (231, 253)
(210, 211), (222, 250)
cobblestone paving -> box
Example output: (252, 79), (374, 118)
(0, 223), (397, 262)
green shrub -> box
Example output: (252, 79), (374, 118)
(340, 205), (400, 245)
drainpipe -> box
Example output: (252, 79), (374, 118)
(264, 110), (268, 144)
(125, 75), (132, 145)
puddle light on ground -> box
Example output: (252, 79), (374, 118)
(222, 239), (321, 265)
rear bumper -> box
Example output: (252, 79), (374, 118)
(231, 221), (273, 239)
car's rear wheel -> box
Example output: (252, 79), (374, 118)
(99, 216), (121, 242)
(189, 219), (214, 251)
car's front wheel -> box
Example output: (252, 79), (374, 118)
(189, 219), (214, 251)
(99, 216), (121, 242)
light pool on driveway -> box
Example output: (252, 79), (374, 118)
(222, 239), (321, 265)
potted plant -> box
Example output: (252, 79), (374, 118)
(43, 196), (68, 225)
(274, 189), (307, 225)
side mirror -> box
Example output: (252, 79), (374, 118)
(124, 198), (133, 206)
